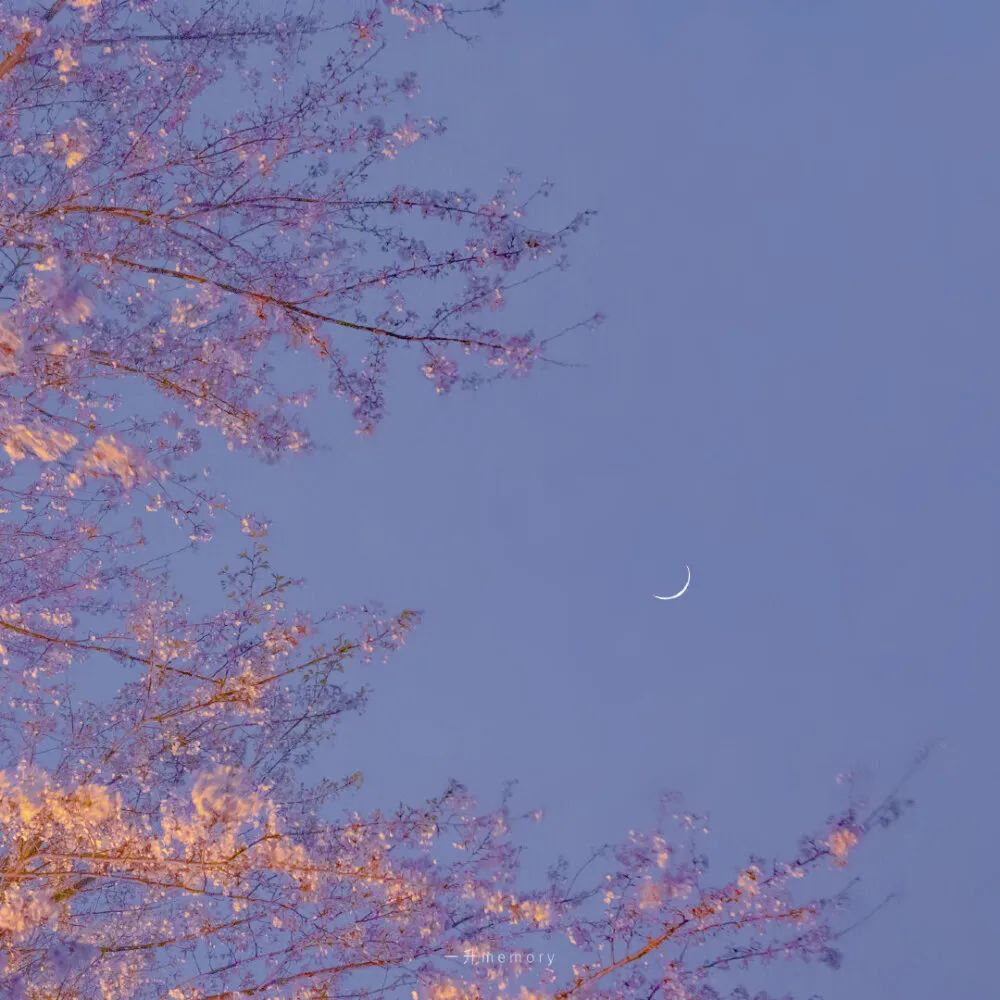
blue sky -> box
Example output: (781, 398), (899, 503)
(176, 3), (999, 995)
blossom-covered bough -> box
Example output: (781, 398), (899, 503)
(0, 2), (915, 997)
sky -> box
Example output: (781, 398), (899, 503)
(178, 2), (999, 996)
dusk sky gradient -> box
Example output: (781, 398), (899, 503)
(168, 3), (998, 995)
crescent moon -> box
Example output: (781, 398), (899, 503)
(653, 565), (691, 601)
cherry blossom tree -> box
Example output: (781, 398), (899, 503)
(0, 2), (913, 997)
